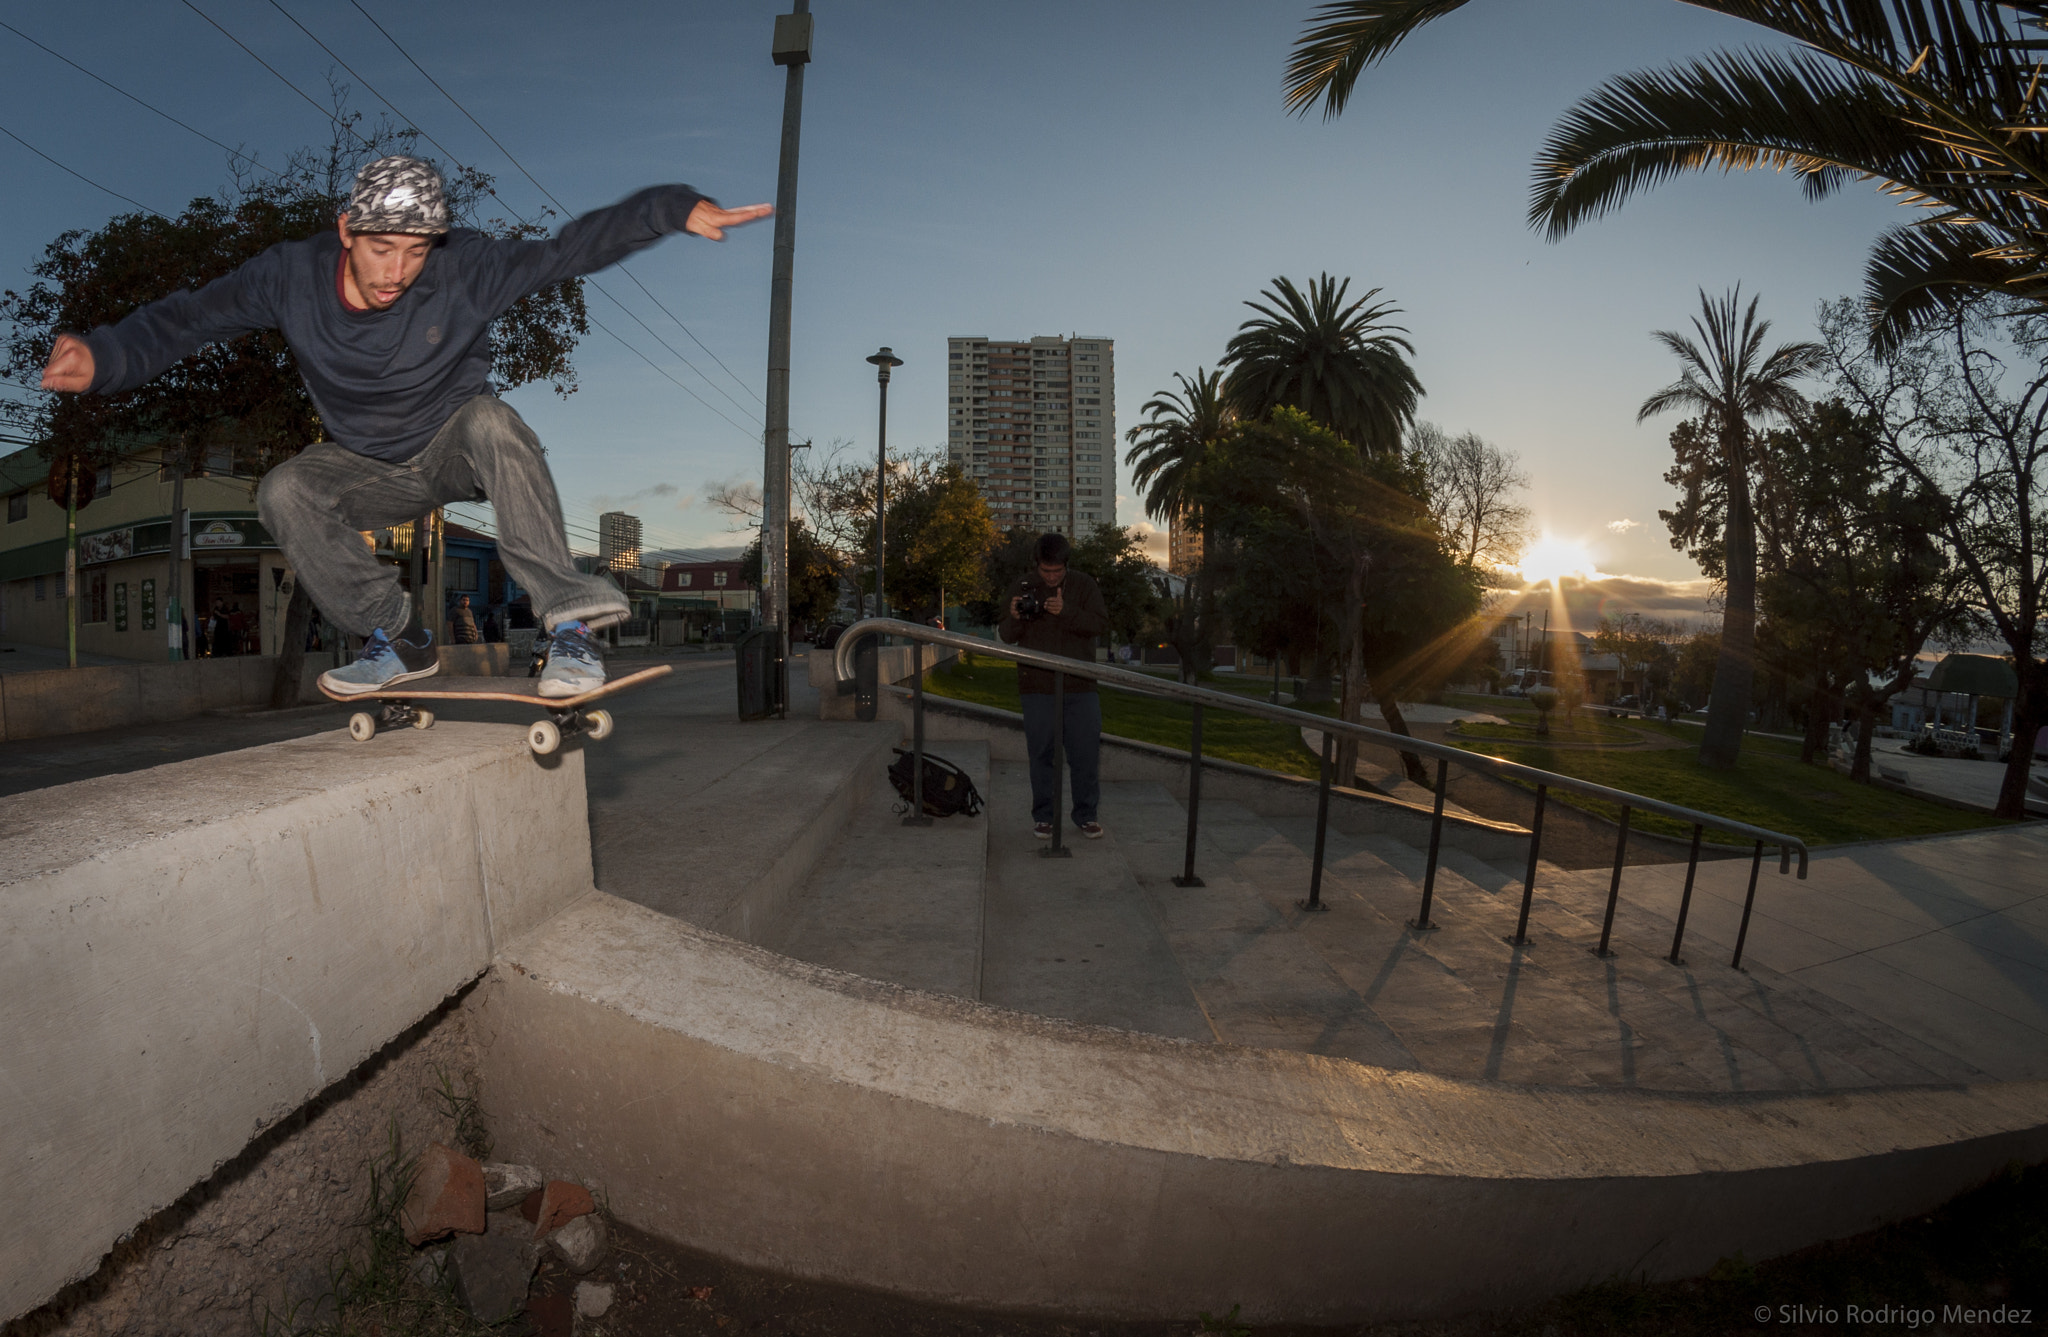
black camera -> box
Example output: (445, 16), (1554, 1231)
(1015, 589), (1047, 621)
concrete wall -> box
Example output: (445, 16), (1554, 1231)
(0, 724), (595, 1323)
(0, 644), (511, 742)
(810, 641), (956, 721)
(478, 893), (2048, 1325)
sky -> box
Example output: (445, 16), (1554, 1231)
(0, 0), (1906, 603)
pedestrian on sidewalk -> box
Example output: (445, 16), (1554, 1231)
(999, 532), (1110, 840)
(42, 154), (769, 700)
(450, 594), (482, 645)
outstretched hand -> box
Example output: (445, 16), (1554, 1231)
(686, 200), (773, 241)
(42, 333), (94, 393)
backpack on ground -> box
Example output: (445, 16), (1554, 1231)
(887, 748), (985, 818)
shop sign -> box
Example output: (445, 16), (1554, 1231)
(193, 520), (247, 548)
(142, 578), (156, 631)
(114, 581), (128, 632)
(79, 528), (133, 564)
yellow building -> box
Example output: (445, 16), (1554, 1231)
(0, 442), (295, 662)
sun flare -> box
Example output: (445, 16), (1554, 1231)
(1517, 534), (1597, 586)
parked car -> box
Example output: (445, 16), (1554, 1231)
(1607, 694), (1640, 717)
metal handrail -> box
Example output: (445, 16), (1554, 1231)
(832, 617), (1807, 968)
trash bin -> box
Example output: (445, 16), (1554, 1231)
(735, 626), (783, 721)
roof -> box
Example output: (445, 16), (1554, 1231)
(1925, 653), (2019, 697)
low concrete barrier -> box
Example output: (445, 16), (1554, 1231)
(478, 893), (2048, 1324)
(810, 641), (955, 721)
(0, 724), (594, 1322)
(0, 644), (512, 742)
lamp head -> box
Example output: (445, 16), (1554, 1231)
(865, 345), (904, 383)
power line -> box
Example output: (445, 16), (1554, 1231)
(344, 0), (768, 416)
(0, 121), (166, 217)
(0, 18), (282, 180)
(178, 0), (371, 150)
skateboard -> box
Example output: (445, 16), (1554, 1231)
(320, 664), (674, 755)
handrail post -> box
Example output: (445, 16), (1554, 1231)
(1667, 823), (1702, 964)
(1173, 702), (1205, 887)
(1731, 840), (1765, 969)
(902, 649), (932, 827)
(1409, 757), (1448, 931)
(1594, 805), (1630, 957)
(1298, 730), (1333, 911)
(1041, 669), (1071, 859)
(1510, 783), (1546, 946)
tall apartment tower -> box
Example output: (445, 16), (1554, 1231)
(1167, 512), (1204, 576)
(945, 334), (1114, 540)
(598, 511), (643, 573)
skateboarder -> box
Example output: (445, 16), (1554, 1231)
(40, 155), (769, 698)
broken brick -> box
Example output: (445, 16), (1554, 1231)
(530, 1179), (595, 1239)
(400, 1142), (485, 1246)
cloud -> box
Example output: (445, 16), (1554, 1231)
(1124, 518), (1169, 564)
(589, 481), (692, 512)
(1491, 573), (1719, 627)
(1606, 518), (1642, 534)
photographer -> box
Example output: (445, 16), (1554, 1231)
(999, 533), (1110, 840)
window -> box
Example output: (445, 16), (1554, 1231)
(713, 571), (729, 587)
(6, 492), (24, 523)
(95, 464), (112, 496)
(678, 573), (693, 587)
(443, 556), (481, 590)
(85, 569), (108, 624)
(33, 574), (46, 601)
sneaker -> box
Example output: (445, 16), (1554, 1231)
(1079, 821), (1106, 839)
(1033, 822), (1053, 840)
(319, 627), (437, 696)
(537, 620), (606, 699)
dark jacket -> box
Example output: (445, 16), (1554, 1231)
(998, 569), (1109, 694)
(82, 185), (710, 462)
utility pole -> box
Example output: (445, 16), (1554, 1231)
(763, 1), (811, 714)
(165, 460), (185, 660)
(65, 458), (78, 668)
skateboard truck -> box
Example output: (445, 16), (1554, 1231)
(345, 698), (614, 754)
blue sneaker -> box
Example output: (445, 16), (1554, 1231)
(319, 627), (438, 696)
(537, 621), (606, 699)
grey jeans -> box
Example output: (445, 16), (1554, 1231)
(256, 395), (628, 639)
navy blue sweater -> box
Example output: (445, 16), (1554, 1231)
(83, 184), (709, 462)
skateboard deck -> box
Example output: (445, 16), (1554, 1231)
(321, 664), (672, 753)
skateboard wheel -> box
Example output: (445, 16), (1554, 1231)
(348, 712), (377, 742)
(411, 709), (436, 731)
(586, 709), (614, 741)
(527, 719), (561, 755)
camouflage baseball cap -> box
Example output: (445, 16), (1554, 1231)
(346, 155), (450, 235)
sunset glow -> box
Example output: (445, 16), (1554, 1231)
(1516, 534), (1598, 586)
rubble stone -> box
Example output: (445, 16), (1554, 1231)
(481, 1160), (546, 1211)
(450, 1225), (537, 1323)
(399, 1141), (486, 1245)
(575, 1280), (616, 1318)
(531, 1179), (596, 1239)
(548, 1212), (609, 1273)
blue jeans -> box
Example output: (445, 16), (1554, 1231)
(1020, 691), (1101, 826)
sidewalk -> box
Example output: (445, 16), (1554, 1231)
(0, 642), (132, 674)
(1863, 736), (2048, 817)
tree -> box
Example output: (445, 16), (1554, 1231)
(1591, 612), (1679, 711)
(967, 526), (1041, 629)
(1411, 421), (1532, 572)
(0, 107), (587, 703)
(872, 457), (996, 620)
(1068, 524), (1162, 648)
(1644, 288), (1823, 769)
(1670, 625), (1721, 713)
(1285, 2), (2048, 347)
(1220, 274), (1423, 456)
(1817, 296), (2048, 815)
(741, 518), (844, 635)
(1124, 368), (1234, 677)
(1206, 407), (1478, 786)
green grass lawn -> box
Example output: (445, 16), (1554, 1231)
(934, 662), (2009, 847)
(1450, 716), (1640, 746)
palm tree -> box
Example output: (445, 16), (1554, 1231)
(1125, 368), (1235, 680)
(1284, 2), (2048, 346)
(1220, 274), (1423, 453)
(1640, 288), (1822, 769)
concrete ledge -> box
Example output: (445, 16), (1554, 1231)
(0, 723), (595, 1322)
(477, 893), (2048, 1323)
(813, 642), (956, 721)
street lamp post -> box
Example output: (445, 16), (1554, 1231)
(762, 1), (811, 716)
(865, 346), (903, 619)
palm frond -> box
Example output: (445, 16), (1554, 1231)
(1863, 218), (2033, 348)
(1284, 0), (1474, 120)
